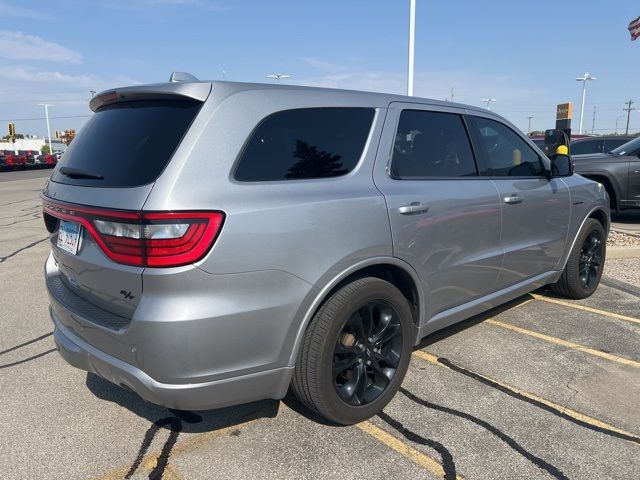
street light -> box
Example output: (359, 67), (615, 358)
(482, 98), (496, 110)
(266, 74), (291, 82)
(576, 72), (596, 134)
(526, 116), (534, 134)
(407, 0), (416, 96)
(37, 103), (53, 154)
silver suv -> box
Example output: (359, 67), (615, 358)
(43, 76), (609, 425)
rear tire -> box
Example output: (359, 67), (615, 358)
(550, 219), (606, 299)
(292, 277), (414, 425)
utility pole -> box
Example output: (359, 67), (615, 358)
(591, 106), (596, 134)
(623, 99), (634, 135)
(526, 116), (533, 134)
(407, 0), (416, 96)
(449, 86), (455, 102)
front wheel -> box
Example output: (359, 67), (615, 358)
(550, 218), (606, 299)
(292, 277), (414, 425)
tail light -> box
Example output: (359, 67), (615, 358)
(43, 200), (224, 267)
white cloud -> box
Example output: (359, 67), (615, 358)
(0, 31), (82, 63)
(0, 67), (98, 86)
(0, 65), (139, 106)
(0, 1), (49, 19)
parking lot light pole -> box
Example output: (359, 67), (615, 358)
(407, 0), (416, 96)
(526, 116), (534, 134)
(38, 103), (53, 154)
(482, 98), (496, 110)
(576, 72), (595, 134)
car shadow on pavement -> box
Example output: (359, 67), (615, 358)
(417, 294), (534, 349)
(85, 372), (281, 434)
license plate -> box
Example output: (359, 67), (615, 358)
(57, 220), (82, 255)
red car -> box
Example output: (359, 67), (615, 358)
(13, 150), (27, 169)
(37, 153), (57, 168)
(0, 150), (17, 170)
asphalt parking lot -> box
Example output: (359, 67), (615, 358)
(1, 169), (639, 480)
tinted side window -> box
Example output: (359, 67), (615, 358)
(234, 108), (375, 181)
(472, 117), (544, 177)
(391, 110), (477, 178)
(570, 139), (602, 155)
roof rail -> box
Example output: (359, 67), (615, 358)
(169, 72), (199, 83)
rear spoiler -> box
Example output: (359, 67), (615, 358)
(89, 82), (212, 112)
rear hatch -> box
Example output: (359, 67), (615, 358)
(43, 82), (211, 322)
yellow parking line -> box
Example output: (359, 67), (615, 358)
(356, 421), (464, 479)
(485, 318), (640, 369)
(412, 350), (640, 443)
(531, 294), (640, 326)
(94, 411), (268, 480)
(279, 402), (460, 479)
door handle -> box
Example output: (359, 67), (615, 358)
(398, 202), (430, 215)
(503, 195), (523, 205)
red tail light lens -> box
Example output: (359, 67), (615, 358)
(43, 200), (224, 267)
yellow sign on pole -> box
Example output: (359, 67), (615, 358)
(556, 103), (573, 121)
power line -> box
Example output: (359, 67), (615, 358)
(0, 114), (91, 122)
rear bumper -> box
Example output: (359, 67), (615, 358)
(52, 310), (293, 410)
(44, 251), (314, 410)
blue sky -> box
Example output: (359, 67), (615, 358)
(1, 0), (639, 138)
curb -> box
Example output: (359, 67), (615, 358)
(606, 246), (640, 259)
(610, 227), (640, 238)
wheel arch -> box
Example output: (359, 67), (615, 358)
(287, 257), (424, 366)
(580, 173), (620, 211)
(558, 206), (610, 272)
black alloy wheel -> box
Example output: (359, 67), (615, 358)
(579, 230), (603, 290)
(333, 301), (403, 406)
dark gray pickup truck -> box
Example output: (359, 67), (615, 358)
(572, 136), (640, 211)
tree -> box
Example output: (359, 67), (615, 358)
(286, 140), (347, 179)
(41, 144), (51, 154)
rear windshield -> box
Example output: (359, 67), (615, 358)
(51, 100), (202, 187)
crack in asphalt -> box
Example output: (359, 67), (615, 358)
(0, 198), (35, 208)
(0, 214), (42, 227)
(0, 237), (48, 263)
(437, 356), (640, 445)
(0, 348), (57, 369)
(0, 209), (41, 220)
(400, 387), (569, 480)
(125, 411), (201, 480)
(377, 410), (458, 480)
(0, 332), (53, 356)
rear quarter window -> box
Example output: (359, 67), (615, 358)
(51, 100), (202, 187)
(234, 107), (375, 181)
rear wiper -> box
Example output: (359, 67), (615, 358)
(59, 167), (104, 180)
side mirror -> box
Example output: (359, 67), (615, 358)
(544, 129), (570, 156)
(550, 153), (573, 177)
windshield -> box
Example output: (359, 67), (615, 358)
(611, 136), (640, 156)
